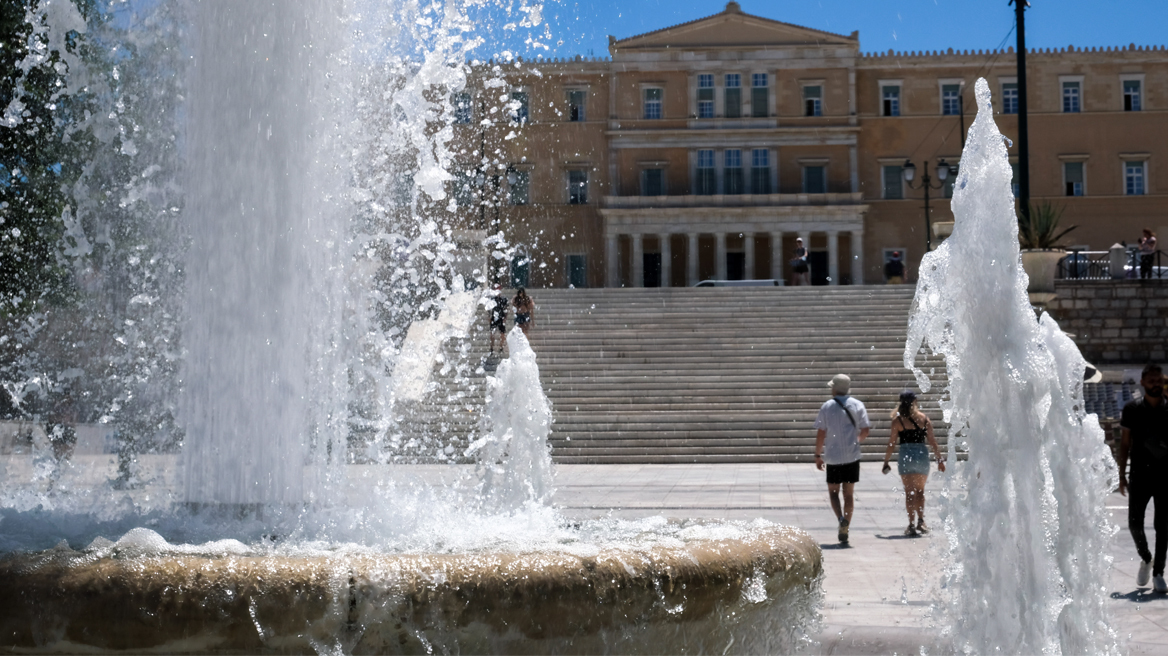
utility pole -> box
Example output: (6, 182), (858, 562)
(1012, 0), (1031, 220)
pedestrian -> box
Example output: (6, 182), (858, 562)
(880, 391), (946, 536)
(884, 251), (905, 284)
(512, 287), (535, 337)
(1139, 228), (1157, 280)
(488, 285), (508, 354)
(814, 373), (871, 545)
(1118, 362), (1168, 593)
(791, 238), (810, 286)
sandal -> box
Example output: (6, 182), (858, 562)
(916, 520), (929, 534)
(904, 524), (918, 537)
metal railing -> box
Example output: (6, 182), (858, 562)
(1128, 248), (1168, 280)
(1056, 248), (1168, 281)
(1057, 250), (1111, 280)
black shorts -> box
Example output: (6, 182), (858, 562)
(491, 320), (506, 333)
(826, 460), (861, 485)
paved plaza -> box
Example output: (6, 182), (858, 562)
(551, 463), (1168, 655)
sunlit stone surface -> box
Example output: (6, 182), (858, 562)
(0, 524), (820, 654)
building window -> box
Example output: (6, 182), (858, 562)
(1063, 162), (1084, 196)
(803, 85), (822, 117)
(724, 73), (741, 119)
(1011, 162), (1020, 197)
(882, 85), (900, 117)
(1002, 83), (1018, 114)
(452, 92), (472, 124)
(641, 168), (665, 196)
(697, 74), (714, 119)
(882, 165), (904, 200)
(566, 254), (587, 288)
(1062, 81), (1080, 113)
(452, 171), (477, 207)
(568, 169), (588, 204)
(510, 90), (529, 124)
(724, 149), (744, 195)
(508, 168), (530, 205)
(1124, 80), (1142, 112)
(941, 84), (961, 115)
(751, 73), (769, 118)
(696, 149), (716, 195)
(1126, 161), (1146, 196)
(751, 149), (771, 194)
(643, 87), (663, 120)
(803, 165), (826, 194)
(567, 89), (587, 122)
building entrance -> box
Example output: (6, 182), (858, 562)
(643, 253), (662, 287)
(726, 252), (745, 280)
(809, 251), (829, 286)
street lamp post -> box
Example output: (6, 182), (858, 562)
(902, 159), (954, 252)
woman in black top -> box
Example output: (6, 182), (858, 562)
(882, 391), (945, 535)
(512, 287), (534, 337)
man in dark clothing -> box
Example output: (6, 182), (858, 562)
(488, 286), (508, 354)
(1119, 362), (1168, 593)
(884, 251), (905, 284)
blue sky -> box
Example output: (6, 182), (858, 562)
(532, 0), (1168, 59)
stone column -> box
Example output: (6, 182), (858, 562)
(770, 231), (784, 281)
(686, 232), (700, 286)
(631, 234), (644, 288)
(827, 230), (840, 286)
(743, 232), (755, 280)
(660, 233), (672, 288)
(715, 232), (728, 281)
(850, 228), (864, 285)
(605, 233), (619, 288)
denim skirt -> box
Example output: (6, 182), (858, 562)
(898, 443), (931, 475)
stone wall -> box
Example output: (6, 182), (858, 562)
(1047, 281), (1168, 363)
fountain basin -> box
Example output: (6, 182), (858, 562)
(0, 524), (820, 654)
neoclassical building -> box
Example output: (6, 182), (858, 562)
(452, 2), (1168, 287)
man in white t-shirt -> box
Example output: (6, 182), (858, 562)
(814, 373), (871, 545)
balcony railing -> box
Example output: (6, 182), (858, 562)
(602, 192), (865, 209)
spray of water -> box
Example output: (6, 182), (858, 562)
(907, 78), (1119, 655)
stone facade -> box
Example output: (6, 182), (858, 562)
(1047, 281), (1168, 363)
(451, 2), (1168, 288)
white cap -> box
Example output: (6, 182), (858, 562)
(829, 373), (851, 394)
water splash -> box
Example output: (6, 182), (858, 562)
(471, 330), (555, 510)
(906, 78), (1118, 655)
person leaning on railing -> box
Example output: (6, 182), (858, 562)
(1139, 229), (1158, 280)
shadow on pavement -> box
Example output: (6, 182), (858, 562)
(818, 542), (851, 550)
(1111, 589), (1168, 602)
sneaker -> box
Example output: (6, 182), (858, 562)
(916, 520), (930, 535)
(1138, 559), (1152, 587)
(1155, 576), (1167, 594)
(904, 524), (918, 537)
(838, 517), (849, 544)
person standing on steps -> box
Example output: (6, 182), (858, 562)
(488, 285), (508, 355)
(512, 287), (535, 337)
(791, 237), (810, 286)
(1118, 362), (1168, 593)
(880, 390), (945, 536)
(815, 373), (871, 545)
(884, 251), (905, 284)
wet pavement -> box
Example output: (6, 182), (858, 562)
(551, 463), (1168, 655)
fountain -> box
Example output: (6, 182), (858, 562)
(0, 1), (821, 653)
(907, 79), (1119, 654)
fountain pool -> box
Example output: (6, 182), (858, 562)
(0, 1), (823, 653)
